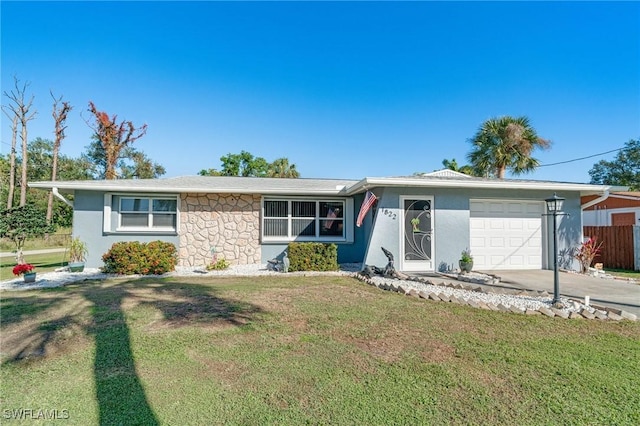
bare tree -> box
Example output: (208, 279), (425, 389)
(85, 101), (147, 180)
(47, 92), (73, 223)
(3, 77), (37, 205)
(1, 113), (18, 209)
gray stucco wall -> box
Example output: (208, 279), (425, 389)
(73, 190), (179, 268)
(362, 187), (583, 272)
(72, 187), (583, 271)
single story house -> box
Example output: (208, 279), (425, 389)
(30, 171), (610, 272)
(582, 191), (640, 226)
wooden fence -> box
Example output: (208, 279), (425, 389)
(583, 226), (635, 270)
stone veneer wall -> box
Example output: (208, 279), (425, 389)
(179, 193), (261, 267)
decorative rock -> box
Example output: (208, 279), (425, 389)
(594, 310), (608, 320)
(467, 300), (481, 309)
(569, 311), (583, 319)
(550, 308), (570, 319)
(580, 309), (596, 320)
(620, 311), (638, 321)
(476, 301), (491, 310)
(538, 307), (555, 317)
(407, 289), (420, 297)
(607, 312), (623, 321)
(497, 303), (511, 312)
(525, 309), (541, 315)
(179, 193), (261, 267)
(510, 306), (525, 314)
(418, 291), (431, 299)
(427, 292), (440, 301)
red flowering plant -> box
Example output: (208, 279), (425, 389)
(574, 237), (603, 274)
(12, 263), (35, 276)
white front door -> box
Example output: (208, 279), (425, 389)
(400, 196), (434, 271)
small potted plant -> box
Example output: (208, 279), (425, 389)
(68, 237), (88, 272)
(459, 249), (474, 273)
(13, 263), (36, 283)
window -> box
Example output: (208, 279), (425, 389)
(118, 196), (177, 231)
(263, 199), (349, 241)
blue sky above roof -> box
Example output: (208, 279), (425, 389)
(1, 1), (638, 183)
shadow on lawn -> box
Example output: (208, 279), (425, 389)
(3, 277), (264, 426)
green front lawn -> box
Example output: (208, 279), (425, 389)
(1, 275), (638, 425)
(605, 268), (640, 282)
(0, 251), (69, 281)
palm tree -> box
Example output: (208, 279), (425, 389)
(441, 158), (476, 176)
(467, 116), (550, 178)
(267, 158), (300, 178)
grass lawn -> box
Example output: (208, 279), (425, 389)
(605, 268), (640, 282)
(1, 275), (639, 425)
(1, 251), (69, 281)
(0, 228), (71, 252)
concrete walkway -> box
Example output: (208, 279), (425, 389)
(476, 269), (640, 316)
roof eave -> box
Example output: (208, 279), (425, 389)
(28, 182), (349, 196)
(345, 177), (610, 195)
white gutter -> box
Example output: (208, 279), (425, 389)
(52, 187), (73, 207)
(581, 189), (610, 210)
(345, 177), (610, 195)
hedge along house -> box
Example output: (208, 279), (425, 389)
(30, 171), (610, 272)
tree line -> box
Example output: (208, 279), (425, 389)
(0, 77), (302, 230)
(2, 76), (638, 234)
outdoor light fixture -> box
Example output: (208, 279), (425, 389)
(545, 193), (566, 306)
(545, 193), (565, 213)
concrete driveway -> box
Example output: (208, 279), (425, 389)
(481, 269), (640, 316)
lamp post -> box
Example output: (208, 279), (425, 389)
(545, 193), (565, 306)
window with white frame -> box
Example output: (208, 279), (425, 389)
(118, 196), (177, 231)
(263, 199), (347, 241)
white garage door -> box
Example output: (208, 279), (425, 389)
(470, 200), (543, 270)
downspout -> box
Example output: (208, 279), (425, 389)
(52, 187), (73, 207)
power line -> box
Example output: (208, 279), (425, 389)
(538, 147), (625, 167)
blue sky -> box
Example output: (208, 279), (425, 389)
(1, 1), (639, 183)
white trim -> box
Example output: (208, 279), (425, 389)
(346, 177), (609, 195)
(104, 193), (179, 234)
(581, 189), (610, 210)
(29, 175), (610, 197)
(261, 197), (354, 243)
(103, 194), (112, 233)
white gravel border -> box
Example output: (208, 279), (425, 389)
(0, 263), (363, 291)
(0, 263), (615, 318)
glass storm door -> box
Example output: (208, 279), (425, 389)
(401, 197), (434, 271)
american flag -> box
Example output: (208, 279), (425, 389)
(356, 191), (377, 227)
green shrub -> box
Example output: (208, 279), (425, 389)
(102, 241), (177, 275)
(206, 257), (230, 271)
(287, 242), (339, 272)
